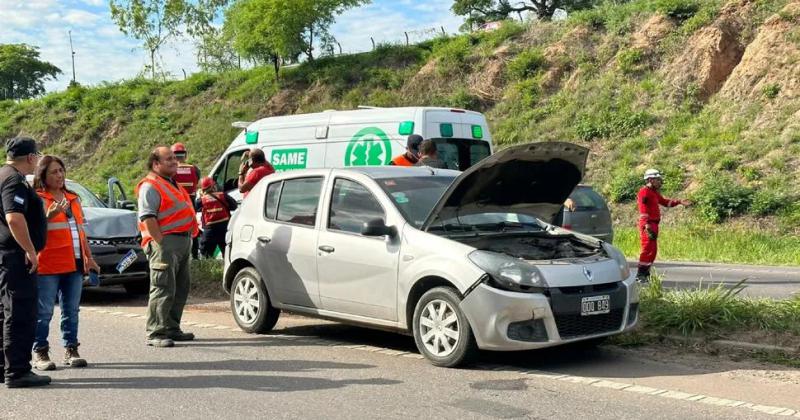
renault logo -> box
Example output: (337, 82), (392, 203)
(583, 266), (594, 282)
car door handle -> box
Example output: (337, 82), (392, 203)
(257, 236), (271, 244)
(318, 245), (335, 253)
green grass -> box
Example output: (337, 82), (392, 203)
(640, 275), (800, 335)
(615, 225), (800, 266)
(190, 259), (224, 285)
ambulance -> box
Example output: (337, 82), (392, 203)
(208, 106), (493, 201)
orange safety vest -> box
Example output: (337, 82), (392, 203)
(36, 190), (90, 275)
(391, 154), (416, 167)
(200, 192), (231, 226)
(174, 163), (199, 196)
(135, 173), (199, 247)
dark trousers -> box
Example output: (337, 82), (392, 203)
(200, 223), (228, 259)
(191, 236), (199, 260)
(0, 250), (38, 380)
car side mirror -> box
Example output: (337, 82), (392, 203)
(362, 218), (397, 238)
(117, 200), (136, 211)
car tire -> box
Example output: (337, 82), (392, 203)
(412, 287), (478, 368)
(123, 281), (150, 296)
(230, 267), (280, 334)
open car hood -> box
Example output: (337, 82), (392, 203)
(422, 142), (588, 230)
(82, 207), (139, 239)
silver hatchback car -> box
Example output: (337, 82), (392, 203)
(223, 142), (639, 367)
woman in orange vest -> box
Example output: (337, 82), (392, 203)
(31, 156), (99, 371)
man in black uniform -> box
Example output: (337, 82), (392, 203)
(0, 137), (50, 388)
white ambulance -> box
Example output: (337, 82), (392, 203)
(208, 106), (494, 201)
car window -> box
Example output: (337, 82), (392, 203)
(570, 187), (608, 211)
(430, 138), (491, 171)
(264, 181), (281, 220)
(214, 150), (246, 193)
(328, 179), (384, 234)
(377, 176), (455, 228)
(66, 181), (105, 208)
(276, 177), (323, 227)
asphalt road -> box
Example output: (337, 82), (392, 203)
(3, 289), (798, 419)
(629, 261), (800, 298)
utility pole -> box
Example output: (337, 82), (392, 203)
(68, 30), (77, 84)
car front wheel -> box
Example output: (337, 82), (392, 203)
(230, 267), (280, 333)
(412, 287), (478, 368)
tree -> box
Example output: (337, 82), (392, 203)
(109, 0), (190, 79)
(196, 27), (240, 72)
(0, 44), (62, 100)
(452, 0), (596, 26)
(223, 0), (368, 78)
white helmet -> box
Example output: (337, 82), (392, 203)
(644, 169), (663, 181)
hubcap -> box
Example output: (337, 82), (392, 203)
(233, 276), (260, 325)
(419, 299), (460, 357)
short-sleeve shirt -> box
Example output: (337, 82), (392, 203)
(243, 163), (275, 198)
(0, 165), (47, 252)
(137, 175), (181, 222)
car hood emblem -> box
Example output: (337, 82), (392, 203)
(583, 266), (594, 282)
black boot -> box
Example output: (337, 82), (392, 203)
(636, 266), (650, 283)
(6, 371), (51, 388)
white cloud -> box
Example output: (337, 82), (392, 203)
(63, 10), (103, 26)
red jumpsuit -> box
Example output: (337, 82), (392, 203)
(637, 186), (680, 270)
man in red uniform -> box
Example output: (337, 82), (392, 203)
(195, 177), (237, 259)
(637, 169), (691, 282)
(390, 135), (423, 167)
(171, 143), (201, 259)
(238, 148), (275, 198)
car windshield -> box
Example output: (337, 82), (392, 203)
(377, 176), (455, 228)
(429, 213), (546, 234)
(431, 138), (491, 171)
(66, 181), (106, 208)
(570, 186), (608, 210)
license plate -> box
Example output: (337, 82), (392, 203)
(581, 295), (610, 316)
(116, 249), (138, 274)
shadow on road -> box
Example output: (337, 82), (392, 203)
(55, 375), (401, 391)
(91, 358), (375, 373)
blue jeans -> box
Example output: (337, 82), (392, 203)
(33, 271), (83, 350)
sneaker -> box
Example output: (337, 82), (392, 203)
(167, 331), (195, 342)
(33, 348), (56, 371)
(146, 337), (175, 348)
(6, 371), (51, 388)
(64, 346), (88, 368)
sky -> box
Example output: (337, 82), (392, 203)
(0, 0), (465, 93)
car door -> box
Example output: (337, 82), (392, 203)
(564, 186), (613, 242)
(316, 177), (400, 321)
(254, 177), (324, 308)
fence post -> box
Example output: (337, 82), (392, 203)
(371, 37), (375, 50)
(337, 41), (343, 55)
(404, 32), (409, 45)
(441, 26), (446, 36)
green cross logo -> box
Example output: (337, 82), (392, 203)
(345, 127), (393, 167)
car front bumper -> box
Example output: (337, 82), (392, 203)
(86, 243), (149, 286)
(460, 274), (639, 351)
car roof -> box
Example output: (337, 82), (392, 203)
(339, 166), (461, 179)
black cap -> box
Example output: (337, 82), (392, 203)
(5, 137), (38, 159)
(407, 134), (424, 153)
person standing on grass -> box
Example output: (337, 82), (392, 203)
(0, 137), (50, 388)
(636, 169), (691, 283)
(195, 177), (237, 259)
(32, 156), (100, 371)
(136, 147), (198, 348)
(238, 148), (275, 198)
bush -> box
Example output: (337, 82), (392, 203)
(448, 87), (482, 110)
(433, 36), (474, 75)
(750, 190), (792, 216)
(692, 176), (754, 223)
(511, 78), (541, 108)
(575, 109), (652, 141)
(617, 48), (644, 74)
(607, 172), (642, 203)
(478, 20), (525, 48)
(762, 83), (781, 99)
(655, 0), (700, 20)
(506, 49), (546, 81)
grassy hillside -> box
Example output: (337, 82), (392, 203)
(1, 0), (799, 263)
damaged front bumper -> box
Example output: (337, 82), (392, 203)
(460, 274), (639, 351)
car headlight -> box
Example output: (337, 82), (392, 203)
(468, 250), (546, 293)
(603, 243), (631, 279)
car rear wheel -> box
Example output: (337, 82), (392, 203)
(230, 267), (280, 333)
(412, 287), (478, 368)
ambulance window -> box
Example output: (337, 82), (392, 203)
(216, 150), (246, 192)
